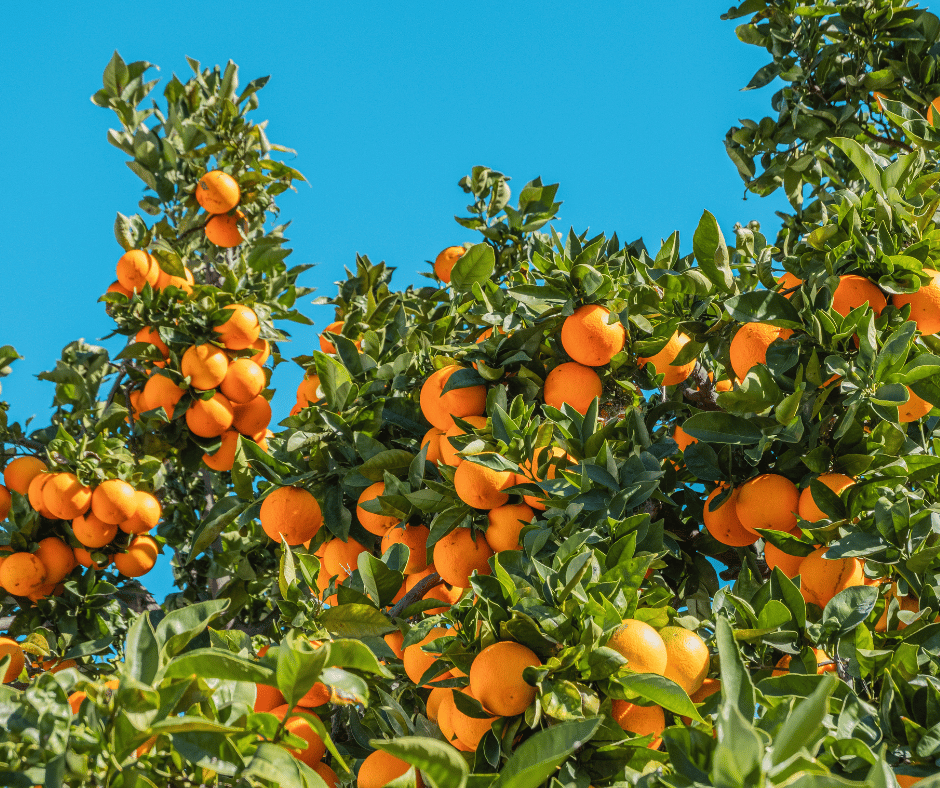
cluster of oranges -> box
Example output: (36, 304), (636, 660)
(108, 248), (195, 299)
(196, 170), (247, 248)
(0, 456), (161, 603)
(129, 305), (273, 470)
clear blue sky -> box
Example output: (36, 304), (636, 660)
(0, 2), (790, 601)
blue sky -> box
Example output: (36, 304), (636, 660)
(1, 2), (790, 601)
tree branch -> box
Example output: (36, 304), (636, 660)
(682, 363), (721, 411)
(861, 127), (913, 153)
(0, 436), (45, 452)
(388, 572), (442, 619)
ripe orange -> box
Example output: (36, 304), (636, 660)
(440, 416), (488, 467)
(358, 749), (422, 788)
(195, 170), (240, 214)
(3, 456), (47, 495)
(381, 524), (430, 574)
(106, 280), (132, 298)
(426, 685), (451, 721)
(34, 537), (75, 584)
(213, 305), (260, 351)
(607, 619), (668, 675)
(771, 647), (835, 676)
(874, 582), (920, 632)
(205, 210), (246, 247)
(450, 687), (498, 750)
(260, 486), (323, 545)
(114, 535), (159, 577)
(268, 705), (326, 766)
(27, 473), (56, 518)
(254, 682), (286, 713)
(403, 627), (453, 686)
(318, 320), (362, 354)
(831, 274), (886, 317)
(729, 323), (793, 380)
(181, 344), (229, 390)
(763, 542), (805, 578)
(356, 482), (400, 535)
(891, 269), (940, 334)
(0, 485), (10, 521)
(453, 459), (514, 510)
(485, 502), (535, 552)
(736, 474), (799, 535)
(895, 774), (924, 788)
(434, 527), (494, 587)
(202, 429), (240, 472)
(659, 626), (709, 695)
(433, 246), (466, 284)
(929, 96), (940, 125)
(232, 394), (272, 436)
(899, 387), (933, 423)
(249, 337), (271, 366)
(116, 250), (160, 292)
(437, 690), (473, 752)
(220, 358), (265, 404)
(469, 641), (540, 716)
(403, 565), (463, 613)
(119, 490), (161, 534)
(673, 425), (698, 452)
(798, 546), (866, 608)
(139, 373), (185, 418)
(186, 392), (235, 438)
(714, 378), (734, 392)
(421, 427), (445, 464)
(797, 473), (854, 522)
(134, 327), (169, 367)
(384, 630), (405, 660)
(312, 762), (340, 788)
(610, 700), (665, 748)
(92, 479), (137, 524)
(777, 271), (802, 297)
(637, 332), (695, 386)
(44, 473), (92, 520)
(516, 445), (573, 511)
(155, 265), (195, 295)
(0, 638), (25, 683)
(561, 304), (626, 367)
(544, 362), (603, 414)
(296, 375), (321, 408)
(321, 537), (369, 580)
(420, 366), (487, 431)
(0, 553), (47, 596)
(73, 547), (110, 570)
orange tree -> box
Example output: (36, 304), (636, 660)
(3, 1), (940, 786)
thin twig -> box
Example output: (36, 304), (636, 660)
(0, 436), (45, 452)
(861, 128), (913, 153)
(388, 572), (442, 619)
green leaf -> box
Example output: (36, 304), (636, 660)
(319, 604), (395, 638)
(490, 717), (601, 788)
(124, 613), (160, 685)
(188, 496), (247, 564)
(770, 674), (836, 765)
(692, 210), (733, 292)
(451, 243), (495, 290)
(276, 641), (328, 708)
(372, 737), (469, 788)
(716, 616), (755, 721)
(723, 290), (802, 328)
(155, 599), (230, 659)
(682, 412), (762, 444)
(821, 585), (879, 637)
(614, 673), (703, 722)
(163, 649), (275, 685)
(830, 138), (885, 195)
(243, 743), (330, 787)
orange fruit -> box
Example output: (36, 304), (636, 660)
(268, 705), (326, 767)
(771, 647), (835, 676)
(213, 305), (260, 351)
(318, 320), (361, 354)
(232, 394), (272, 436)
(736, 474), (799, 535)
(44, 473), (92, 520)
(402, 565), (462, 614)
(485, 502), (534, 552)
(73, 547), (110, 569)
(929, 96), (940, 125)
(544, 362), (603, 414)
(139, 373), (185, 418)
(296, 375), (321, 408)
(135, 327), (169, 365)
(450, 687), (498, 750)
(113, 535), (159, 577)
(27, 473), (56, 518)
(106, 280), (132, 298)
(763, 542), (805, 578)
(729, 323), (793, 380)
(155, 265), (195, 295)
(797, 473), (854, 522)
(426, 686), (451, 721)
(260, 486), (323, 545)
(358, 749), (422, 788)
(68, 690), (88, 714)
(381, 523), (430, 574)
(181, 344), (230, 390)
(440, 415), (488, 467)
(714, 378), (734, 392)
(637, 332), (695, 386)
(116, 250), (160, 292)
(202, 429), (240, 472)
(254, 683), (286, 713)
(384, 630), (405, 660)
(120, 490), (161, 534)
(420, 366), (487, 431)
(434, 246), (466, 284)
(607, 619), (668, 675)
(660, 626), (709, 695)
(610, 700), (665, 748)
(454, 459), (514, 510)
(469, 641), (540, 716)
(561, 304), (626, 367)
(798, 546), (866, 608)
(3, 456), (47, 495)
(356, 482), (400, 535)
(516, 445), (573, 511)
(437, 690), (474, 752)
(777, 271), (802, 297)
(0, 553), (47, 597)
(0, 485), (9, 521)
(195, 170), (240, 214)
(220, 358), (265, 404)
(249, 337), (271, 366)
(691, 677), (721, 704)
(312, 762), (340, 788)
(321, 537), (369, 580)
(891, 269), (940, 334)
(0, 638), (25, 683)
(186, 392), (235, 438)
(421, 427), (445, 464)
(434, 528), (494, 587)
(673, 424), (698, 452)
(403, 627), (453, 686)
(831, 274), (886, 317)
(899, 387), (933, 423)
(34, 537), (75, 584)
(91, 479), (137, 524)
(205, 210), (246, 247)
(895, 774), (924, 788)
(874, 582), (920, 632)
